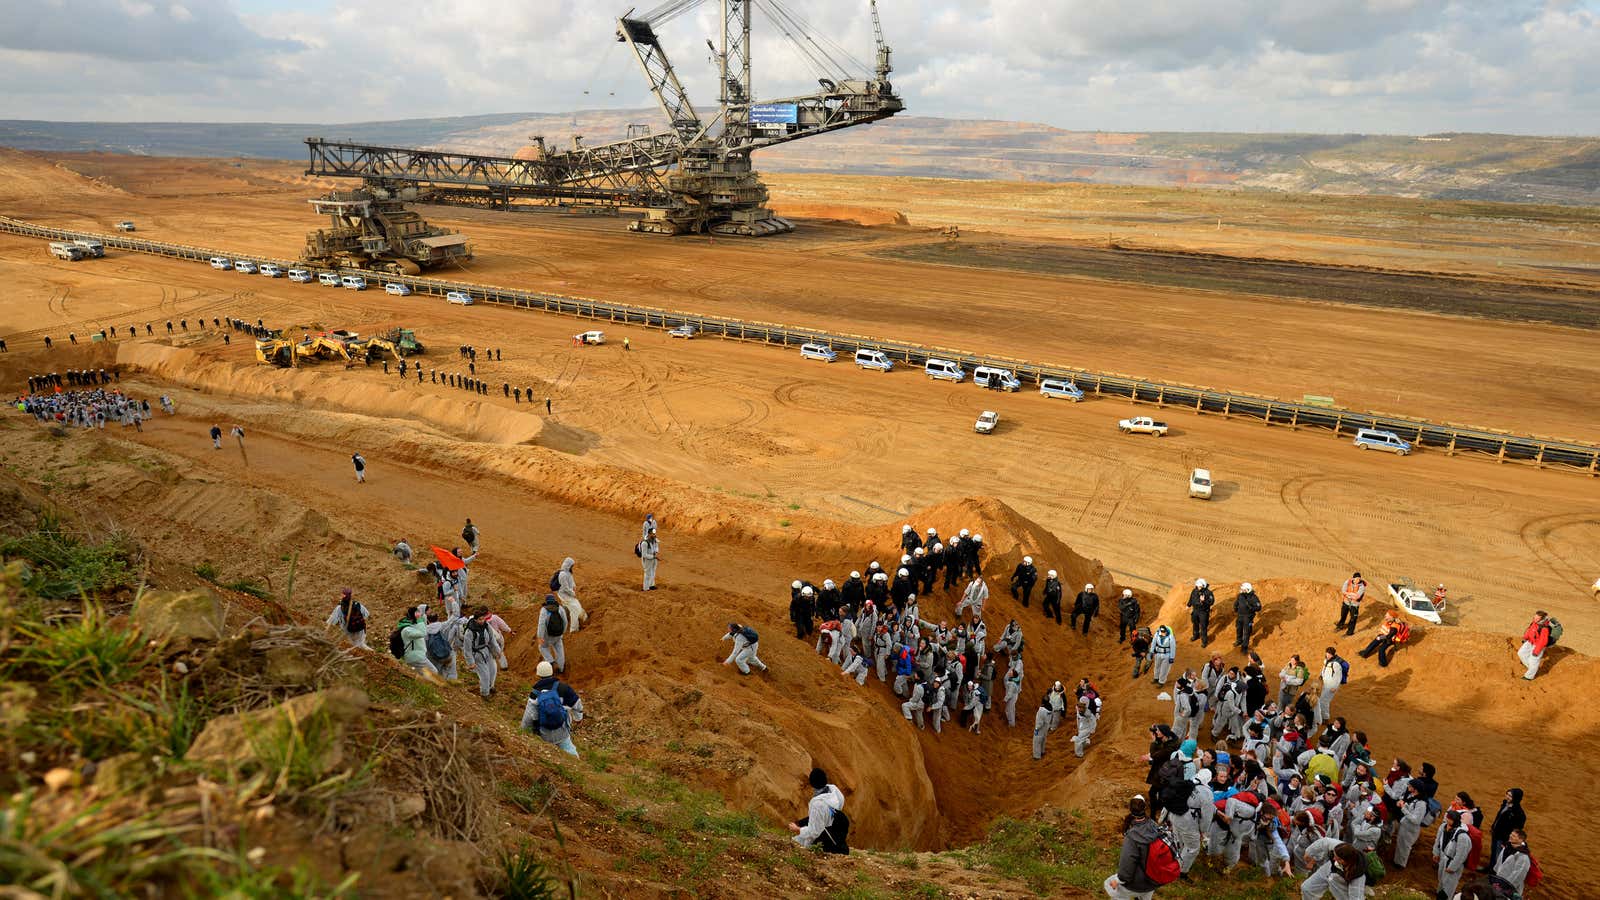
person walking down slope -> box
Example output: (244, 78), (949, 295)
(1104, 795), (1162, 900)
(1071, 583), (1099, 635)
(639, 530), (660, 591)
(554, 557), (586, 632)
(1118, 589), (1142, 643)
(1517, 611), (1555, 681)
(789, 768), (848, 853)
(1010, 556), (1038, 608)
(723, 622), (769, 675)
(463, 608), (503, 698)
(1041, 570), (1063, 624)
(537, 594), (570, 674)
(462, 517), (480, 552)
(325, 587), (370, 650)
(521, 660), (583, 757)
(351, 452), (366, 483)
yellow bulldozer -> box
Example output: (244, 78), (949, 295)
(255, 337), (296, 367)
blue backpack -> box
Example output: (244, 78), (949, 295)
(425, 631), (453, 663)
(535, 688), (568, 731)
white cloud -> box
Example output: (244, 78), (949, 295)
(0, 0), (1593, 135)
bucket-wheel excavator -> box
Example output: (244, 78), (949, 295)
(303, 0), (902, 241)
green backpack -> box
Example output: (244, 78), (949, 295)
(1546, 618), (1563, 646)
(1364, 850), (1386, 885)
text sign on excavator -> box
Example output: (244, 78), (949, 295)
(750, 103), (798, 125)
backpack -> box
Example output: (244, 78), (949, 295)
(1423, 797), (1441, 827)
(1363, 849), (1386, 885)
(535, 688), (568, 731)
(1464, 823), (1483, 871)
(1179, 692), (1199, 718)
(461, 525), (475, 543)
(388, 627), (405, 659)
(1546, 618), (1563, 646)
(740, 626), (759, 644)
(1335, 656), (1350, 684)
(1392, 620), (1411, 643)
(466, 619), (490, 653)
(344, 601), (366, 634)
(1526, 852), (1544, 887)
(818, 809), (851, 855)
(977, 683), (990, 706)
(633, 542), (642, 558)
(1264, 797), (1291, 835)
(549, 571), (562, 591)
(543, 606), (566, 637)
(1143, 828), (1182, 885)
(1158, 777), (1195, 816)
(1157, 757), (1185, 792)
(425, 630), (453, 663)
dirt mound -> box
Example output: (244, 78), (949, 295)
(769, 201), (909, 226)
(0, 149), (127, 205)
(117, 343), (546, 445)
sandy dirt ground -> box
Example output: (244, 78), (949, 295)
(2, 150), (1598, 890)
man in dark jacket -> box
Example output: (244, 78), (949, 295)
(1117, 589), (1142, 643)
(1010, 556), (1039, 608)
(1072, 583), (1100, 635)
(840, 572), (866, 617)
(1041, 570), (1063, 624)
(1188, 578), (1216, 646)
(1234, 582), (1262, 652)
(1108, 795), (1162, 898)
(921, 544), (942, 595)
(789, 581), (815, 639)
(900, 524), (921, 555)
(1483, 788), (1526, 873)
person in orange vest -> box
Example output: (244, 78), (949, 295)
(1357, 611), (1409, 668)
(1517, 612), (1554, 681)
(1432, 584), (1449, 608)
(1335, 572), (1367, 636)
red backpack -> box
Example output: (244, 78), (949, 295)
(1144, 828), (1181, 886)
(1393, 621), (1412, 643)
(1464, 824), (1483, 871)
(1526, 852), (1544, 888)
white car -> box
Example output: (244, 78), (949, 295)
(974, 410), (999, 434)
(1119, 416), (1169, 436)
(446, 291), (474, 305)
(209, 257), (232, 270)
(287, 268), (313, 283)
(234, 260), (257, 274)
(115, 221), (136, 232)
(1189, 468), (1212, 500)
(1388, 582), (1444, 624)
(385, 282), (413, 296)
(258, 263), (283, 278)
(1040, 378), (1085, 401)
(668, 324), (697, 339)
(575, 330), (606, 345)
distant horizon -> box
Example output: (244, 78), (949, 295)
(1, 111), (1595, 141)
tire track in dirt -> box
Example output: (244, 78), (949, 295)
(1278, 474), (1361, 570)
(1518, 512), (1600, 586)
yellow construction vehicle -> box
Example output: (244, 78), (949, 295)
(290, 332), (354, 364)
(254, 337), (296, 367)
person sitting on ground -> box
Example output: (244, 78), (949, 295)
(1104, 794), (1161, 899)
(392, 538), (413, 565)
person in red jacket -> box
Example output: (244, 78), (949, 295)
(1517, 611), (1553, 681)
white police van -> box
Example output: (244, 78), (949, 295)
(1353, 428), (1411, 456)
(800, 342), (837, 362)
(1039, 377), (1085, 401)
(853, 348), (893, 372)
(209, 257), (232, 270)
(318, 272), (340, 286)
(924, 358), (965, 382)
(233, 260), (257, 274)
(384, 282), (412, 296)
(287, 268), (313, 283)
(340, 274), (367, 290)
(973, 365), (1020, 391)
(259, 263), (283, 278)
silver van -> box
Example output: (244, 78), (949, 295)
(924, 358), (965, 382)
(318, 272), (340, 286)
(1039, 377), (1085, 401)
(854, 348), (893, 372)
(973, 365), (1020, 391)
(800, 342), (837, 363)
(1353, 428), (1412, 456)
(340, 274), (367, 290)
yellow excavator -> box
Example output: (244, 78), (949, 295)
(253, 329), (296, 367)
(292, 332), (355, 364)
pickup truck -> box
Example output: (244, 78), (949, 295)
(1118, 416), (1168, 437)
(974, 410), (999, 434)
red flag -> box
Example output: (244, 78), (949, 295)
(430, 546), (465, 571)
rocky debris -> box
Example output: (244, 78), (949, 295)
(186, 686), (369, 777)
(130, 589), (226, 642)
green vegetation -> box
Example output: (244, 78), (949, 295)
(222, 578), (271, 599)
(501, 780), (554, 815)
(494, 844), (561, 900)
(0, 510), (137, 599)
(193, 562), (219, 582)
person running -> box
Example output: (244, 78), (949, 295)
(1104, 795), (1161, 899)
(521, 660), (582, 757)
(536, 594), (570, 674)
(351, 452), (366, 483)
(324, 587), (370, 650)
(639, 529), (660, 590)
(789, 767), (846, 852)
(1517, 611), (1554, 681)
(722, 622), (769, 675)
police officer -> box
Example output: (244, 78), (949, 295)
(1072, 583), (1100, 635)
(1041, 569), (1063, 624)
(1010, 556), (1039, 608)
(1188, 578), (1216, 646)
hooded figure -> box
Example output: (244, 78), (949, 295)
(791, 768), (847, 852)
(555, 557), (585, 632)
(1487, 788), (1526, 868)
(537, 594), (571, 673)
(463, 608), (503, 698)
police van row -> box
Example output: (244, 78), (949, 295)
(206, 257), (473, 304)
(798, 342), (1084, 401)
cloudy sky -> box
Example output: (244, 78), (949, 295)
(1, 0), (1596, 134)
